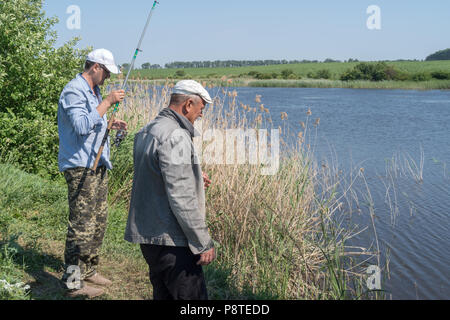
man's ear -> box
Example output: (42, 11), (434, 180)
(182, 98), (194, 116)
(95, 63), (102, 72)
(87, 63), (99, 75)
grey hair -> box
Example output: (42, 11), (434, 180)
(169, 93), (201, 106)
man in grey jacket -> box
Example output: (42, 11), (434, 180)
(125, 80), (215, 300)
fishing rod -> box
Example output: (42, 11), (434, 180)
(92, 0), (159, 172)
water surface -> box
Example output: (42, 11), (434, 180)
(210, 87), (450, 299)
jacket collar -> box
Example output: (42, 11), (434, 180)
(159, 108), (199, 138)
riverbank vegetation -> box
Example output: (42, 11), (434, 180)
(1, 81), (383, 300)
(2, 0), (385, 300)
(425, 48), (450, 61)
(124, 60), (450, 90)
(0, 0), (89, 179)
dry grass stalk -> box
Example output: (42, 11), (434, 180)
(108, 82), (375, 299)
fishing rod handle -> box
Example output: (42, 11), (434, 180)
(92, 113), (116, 172)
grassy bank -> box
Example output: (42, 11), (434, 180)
(112, 84), (381, 299)
(119, 78), (450, 91)
(246, 79), (450, 90)
(0, 164), (151, 300)
(1, 83), (383, 300)
(122, 60), (450, 90)
(0, 159), (376, 300)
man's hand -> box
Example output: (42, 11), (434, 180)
(97, 90), (126, 117)
(106, 89), (125, 106)
(202, 172), (211, 190)
(197, 248), (215, 266)
(111, 119), (127, 131)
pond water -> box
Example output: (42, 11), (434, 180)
(206, 86), (450, 300)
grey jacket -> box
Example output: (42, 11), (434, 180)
(124, 108), (214, 255)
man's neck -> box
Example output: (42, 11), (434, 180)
(169, 105), (184, 118)
(81, 72), (95, 92)
(164, 107), (196, 137)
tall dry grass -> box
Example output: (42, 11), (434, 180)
(108, 81), (380, 299)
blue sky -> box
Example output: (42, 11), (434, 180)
(42, 0), (450, 67)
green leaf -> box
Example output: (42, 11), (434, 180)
(0, 0), (90, 179)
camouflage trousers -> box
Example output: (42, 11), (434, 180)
(61, 166), (108, 289)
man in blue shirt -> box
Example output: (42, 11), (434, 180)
(58, 49), (127, 298)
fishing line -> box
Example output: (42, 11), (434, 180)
(92, 0), (160, 171)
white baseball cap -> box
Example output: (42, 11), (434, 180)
(86, 49), (120, 74)
(172, 80), (213, 104)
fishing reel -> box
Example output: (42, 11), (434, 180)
(114, 130), (128, 148)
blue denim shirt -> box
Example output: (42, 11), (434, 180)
(57, 73), (112, 172)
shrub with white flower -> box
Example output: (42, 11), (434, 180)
(0, 279), (30, 298)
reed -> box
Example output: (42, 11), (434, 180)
(247, 79), (450, 90)
(108, 82), (381, 299)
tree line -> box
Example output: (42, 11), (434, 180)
(426, 48), (450, 61)
(124, 48), (450, 72)
(126, 55), (450, 71)
(123, 58), (359, 71)
(163, 59), (348, 69)
(134, 57), (435, 71)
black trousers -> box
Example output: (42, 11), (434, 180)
(140, 244), (208, 300)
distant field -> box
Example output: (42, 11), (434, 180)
(124, 60), (450, 81)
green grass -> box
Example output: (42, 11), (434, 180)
(0, 163), (310, 300)
(0, 239), (31, 300)
(0, 79), (387, 300)
(0, 164), (150, 300)
(0, 158), (376, 300)
(0, 78), (388, 300)
(0, 164), (67, 300)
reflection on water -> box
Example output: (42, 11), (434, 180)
(208, 87), (450, 299)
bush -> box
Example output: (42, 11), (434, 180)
(358, 63), (387, 81)
(340, 69), (363, 81)
(340, 62), (439, 82)
(316, 69), (331, 79)
(255, 72), (278, 80)
(247, 71), (279, 80)
(247, 71), (260, 78)
(281, 69), (294, 79)
(308, 69), (332, 80)
(409, 72), (432, 82)
(384, 65), (409, 81)
(0, 114), (59, 179)
(0, 0), (89, 178)
(175, 70), (186, 77)
(431, 71), (450, 80)
(340, 62), (398, 81)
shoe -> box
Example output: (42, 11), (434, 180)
(84, 273), (112, 287)
(66, 285), (104, 298)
